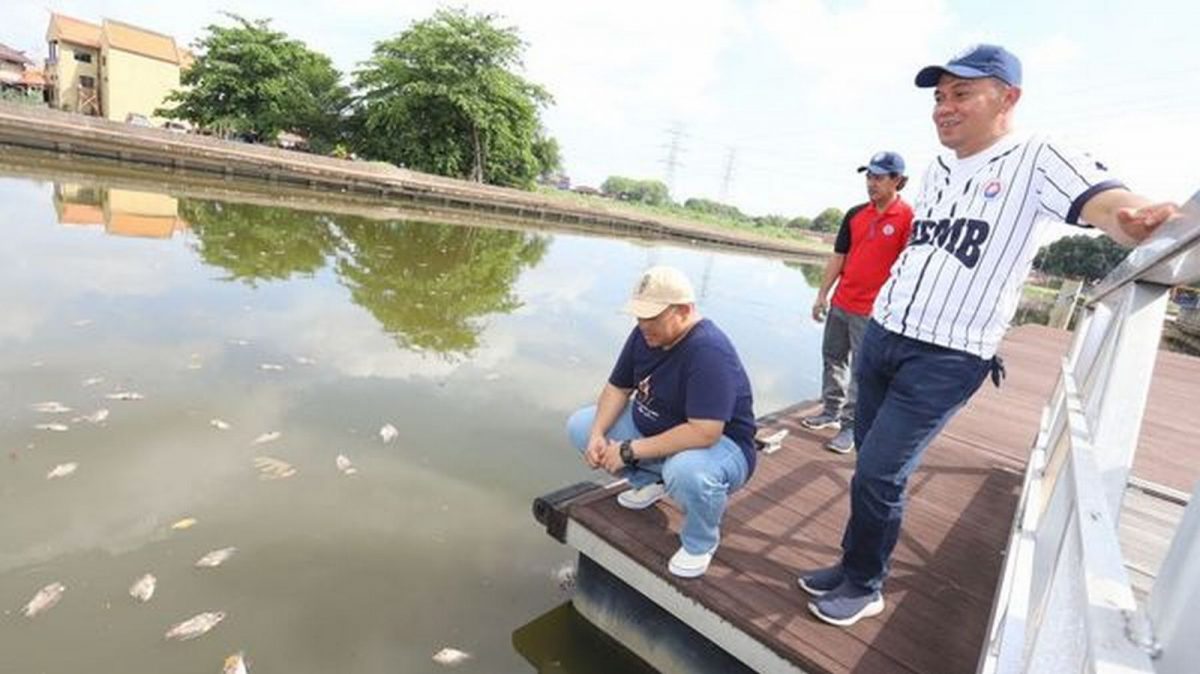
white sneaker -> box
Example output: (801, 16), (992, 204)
(668, 545), (715, 578)
(617, 482), (666, 510)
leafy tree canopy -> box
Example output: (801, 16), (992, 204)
(601, 176), (671, 206)
(684, 198), (746, 221)
(353, 8), (556, 189)
(159, 13), (349, 151)
(1033, 234), (1129, 282)
(811, 207), (845, 233)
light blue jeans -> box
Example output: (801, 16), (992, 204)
(566, 403), (750, 555)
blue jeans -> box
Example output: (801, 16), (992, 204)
(567, 403), (749, 555)
(841, 321), (992, 591)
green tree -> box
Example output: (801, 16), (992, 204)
(353, 8), (557, 188)
(601, 176), (671, 206)
(1033, 234), (1129, 281)
(753, 214), (789, 229)
(787, 215), (813, 230)
(531, 132), (562, 181)
(159, 14), (349, 149)
(812, 207), (845, 233)
(684, 198), (746, 221)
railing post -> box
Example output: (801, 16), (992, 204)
(1147, 482), (1200, 674)
(1082, 281), (1170, 518)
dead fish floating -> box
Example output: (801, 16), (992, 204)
(22, 582), (66, 618)
(171, 517), (198, 530)
(35, 423), (69, 432)
(251, 431), (281, 446)
(210, 419), (231, 431)
(105, 391), (144, 401)
(82, 377), (105, 387)
(379, 424), (398, 444)
(432, 647), (472, 667)
(129, 574), (157, 602)
(253, 456), (296, 480)
(336, 454), (357, 476)
(46, 462), (78, 479)
(74, 409), (110, 424)
(259, 363), (285, 371)
(223, 652), (249, 674)
(31, 401), (72, 414)
(165, 611), (226, 640)
(195, 547), (237, 568)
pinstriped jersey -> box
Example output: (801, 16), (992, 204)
(872, 134), (1125, 359)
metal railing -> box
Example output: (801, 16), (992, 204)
(978, 192), (1200, 674)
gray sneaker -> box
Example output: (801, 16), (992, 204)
(826, 427), (855, 454)
(801, 412), (841, 430)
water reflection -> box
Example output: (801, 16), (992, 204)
(54, 183), (190, 239)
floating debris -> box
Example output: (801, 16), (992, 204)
(223, 652), (249, 674)
(47, 463), (78, 479)
(74, 409), (110, 424)
(335, 454), (357, 476)
(259, 363), (285, 371)
(165, 611), (225, 640)
(129, 574), (157, 602)
(31, 401), (72, 414)
(293, 356), (316, 366)
(379, 424), (398, 444)
(105, 391), (145, 401)
(72, 319), (93, 328)
(432, 647), (472, 667)
(210, 419), (231, 431)
(251, 431), (281, 446)
(195, 547), (237, 568)
(253, 456), (296, 480)
(35, 423), (69, 432)
(554, 562), (577, 593)
(22, 582), (66, 618)
(170, 517), (198, 531)
(82, 376), (105, 387)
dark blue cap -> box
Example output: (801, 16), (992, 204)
(915, 44), (1022, 88)
(856, 151), (905, 176)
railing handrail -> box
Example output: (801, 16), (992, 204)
(1086, 190), (1200, 305)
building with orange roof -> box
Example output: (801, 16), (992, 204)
(45, 12), (189, 124)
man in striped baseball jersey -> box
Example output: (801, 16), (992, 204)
(799, 44), (1179, 627)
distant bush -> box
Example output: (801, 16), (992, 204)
(601, 176), (671, 206)
(684, 198), (746, 221)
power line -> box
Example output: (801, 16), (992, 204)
(660, 122), (687, 194)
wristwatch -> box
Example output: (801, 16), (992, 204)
(619, 439), (639, 467)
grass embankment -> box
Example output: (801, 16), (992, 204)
(537, 187), (831, 252)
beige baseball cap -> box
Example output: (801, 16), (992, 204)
(623, 266), (696, 318)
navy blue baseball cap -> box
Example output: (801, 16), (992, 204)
(915, 44), (1022, 88)
(856, 151), (905, 176)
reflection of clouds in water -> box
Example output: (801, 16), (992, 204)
(0, 302), (48, 342)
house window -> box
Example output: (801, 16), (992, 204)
(79, 75), (95, 88)
(74, 51), (92, 63)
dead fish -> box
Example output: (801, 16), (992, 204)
(251, 431), (281, 446)
(554, 562), (577, 592)
(253, 456), (296, 480)
(72, 319), (93, 327)
(335, 454), (357, 476)
(31, 401), (72, 414)
(74, 409), (109, 424)
(170, 517), (198, 530)
(293, 356), (316, 366)
(22, 582), (66, 618)
(259, 363), (285, 371)
(129, 574), (156, 602)
(35, 423), (69, 432)
(379, 424), (398, 443)
(165, 611), (225, 640)
(210, 419), (231, 431)
(105, 391), (144, 401)
(46, 462), (78, 479)
(82, 376), (105, 387)
(432, 647), (471, 667)
(223, 652), (249, 674)
(195, 547), (237, 568)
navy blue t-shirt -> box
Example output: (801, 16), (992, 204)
(608, 319), (757, 476)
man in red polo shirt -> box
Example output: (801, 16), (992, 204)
(803, 151), (913, 453)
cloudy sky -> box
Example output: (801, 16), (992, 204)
(4, 0), (1197, 218)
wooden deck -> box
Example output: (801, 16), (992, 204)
(567, 324), (1200, 673)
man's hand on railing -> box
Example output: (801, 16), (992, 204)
(1116, 202), (1182, 242)
(1082, 189), (1180, 246)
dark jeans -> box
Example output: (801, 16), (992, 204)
(840, 320), (993, 591)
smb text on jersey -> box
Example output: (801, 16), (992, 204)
(873, 134), (1123, 359)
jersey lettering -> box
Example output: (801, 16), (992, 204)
(909, 217), (990, 268)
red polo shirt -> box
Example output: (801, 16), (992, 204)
(831, 197), (913, 315)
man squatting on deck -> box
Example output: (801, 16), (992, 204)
(567, 266), (757, 578)
(799, 44), (1180, 627)
(803, 151), (915, 454)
